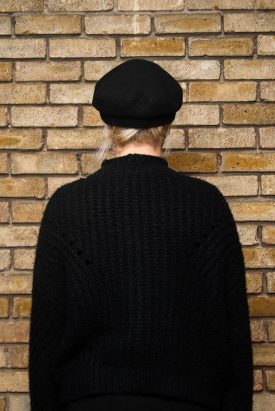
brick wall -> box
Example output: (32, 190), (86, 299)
(0, 0), (274, 409)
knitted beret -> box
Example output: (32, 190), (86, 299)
(91, 58), (183, 128)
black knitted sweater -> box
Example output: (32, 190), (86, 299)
(28, 153), (253, 411)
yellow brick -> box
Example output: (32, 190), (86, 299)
(258, 35), (275, 55)
(0, 129), (43, 150)
(0, 320), (29, 343)
(262, 175), (275, 195)
(267, 275), (275, 294)
(0, 298), (9, 318)
(153, 59), (220, 79)
(13, 297), (31, 318)
(0, 39), (45, 58)
(0, 0), (43, 12)
(0, 83), (46, 104)
(11, 106), (78, 127)
(0, 203), (9, 223)
(11, 152), (78, 175)
(224, 59), (275, 79)
(244, 248), (275, 269)
(189, 127), (256, 148)
(221, 152), (275, 172)
(224, 12), (275, 32)
(0, 226), (38, 247)
(47, 177), (79, 197)
(189, 81), (256, 102)
(229, 201), (275, 221)
(188, 37), (253, 56)
(84, 60), (119, 80)
(118, 0), (184, 10)
(5, 345), (29, 368)
(85, 14), (150, 34)
(0, 154), (8, 174)
(81, 153), (103, 174)
(174, 104), (219, 125)
(259, 127), (275, 148)
(223, 103), (275, 125)
(0, 369), (28, 391)
(82, 106), (105, 126)
(0, 16), (11, 35)
(155, 13), (221, 33)
(197, 175), (258, 196)
(15, 61), (81, 81)
(0, 250), (11, 270)
(168, 152), (217, 172)
(262, 226), (275, 245)
(50, 83), (95, 104)
(0, 62), (12, 81)
(0, 177), (45, 198)
(14, 248), (35, 270)
(260, 82), (275, 101)
(247, 273), (263, 294)
(15, 14), (81, 35)
(0, 275), (32, 294)
(121, 37), (185, 56)
(50, 38), (116, 58)
(47, 129), (101, 149)
(266, 370), (275, 389)
(250, 297), (275, 317)
(253, 344), (275, 367)
(0, 108), (8, 126)
(48, 0), (113, 11)
(12, 201), (46, 223)
(9, 395), (30, 410)
(186, 0), (254, 9)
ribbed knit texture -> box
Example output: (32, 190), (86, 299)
(28, 153), (253, 411)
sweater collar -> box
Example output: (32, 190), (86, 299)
(101, 153), (169, 170)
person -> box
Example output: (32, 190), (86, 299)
(28, 59), (254, 411)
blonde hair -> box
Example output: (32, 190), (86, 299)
(95, 122), (172, 164)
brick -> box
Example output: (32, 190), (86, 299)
(84, 60), (120, 80)
(258, 35), (275, 55)
(0, 154), (8, 174)
(50, 83), (95, 104)
(81, 153), (103, 174)
(6, 345), (29, 368)
(48, 177), (79, 196)
(118, 0), (184, 11)
(260, 82), (275, 101)
(0, 129), (43, 150)
(11, 152), (78, 175)
(223, 103), (275, 125)
(188, 127), (256, 148)
(0, 16), (11, 35)
(262, 225), (275, 245)
(244, 247), (275, 268)
(247, 273), (263, 294)
(197, 175), (258, 196)
(154, 59), (220, 79)
(0, 108), (8, 126)
(0, 83), (46, 104)
(15, 61), (81, 81)
(49, 38), (116, 58)
(224, 59), (275, 79)
(11, 106), (78, 127)
(121, 37), (185, 56)
(0, 226), (38, 247)
(266, 370), (275, 389)
(173, 104), (219, 125)
(224, 12), (275, 32)
(0, 275), (32, 294)
(0, 177), (45, 198)
(253, 393), (275, 411)
(253, 344), (275, 365)
(82, 106), (102, 126)
(0, 62), (12, 81)
(0, 39), (45, 59)
(168, 152), (217, 172)
(154, 13), (221, 33)
(262, 175), (275, 195)
(259, 127), (275, 148)
(15, 15), (81, 35)
(0, 297), (9, 317)
(229, 201), (275, 221)
(0, 0), (43, 12)
(256, 0), (275, 7)
(0, 202), (9, 223)
(186, 0), (255, 9)
(13, 297), (31, 318)
(0, 369), (28, 391)
(189, 81), (256, 102)
(221, 152), (275, 172)
(85, 14), (150, 34)
(47, 129), (102, 149)
(163, 129), (185, 150)
(188, 37), (253, 56)
(0, 250), (11, 270)
(236, 224), (258, 245)
(267, 274), (275, 293)
(12, 201), (46, 223)
(48, 0), (113, 11)
(14, 248), (35, 270)
(9, 395), (30, 411)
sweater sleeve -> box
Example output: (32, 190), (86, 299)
(217, 193), (254, 411)
(28, 194), (67, 411)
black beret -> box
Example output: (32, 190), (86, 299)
(92, 58), (183, 128)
